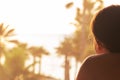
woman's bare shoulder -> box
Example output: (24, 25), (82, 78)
(76, 55), (98, 80)
(76, 53), (120, 80)
(76, 54), (109, 80)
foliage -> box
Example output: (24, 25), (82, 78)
(56, 37), (73, 56)
(0, 23), (16, 47)
(3, 44), (28, 80)
(56, 36), (73, 80)
(65, 0), (104, 62)
(56, 1), (104, 79)
(1, 41), (51, 80)
(28, 46), (49, 74)
(29, 46), (49, 57)
(0, 22), (51, 80)
(0, 23), (17, 65)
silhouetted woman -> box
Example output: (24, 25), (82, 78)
(76, 5), (120, 80)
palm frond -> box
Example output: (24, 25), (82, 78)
(65, 2), (74, 9)
(2, 25), (9, 35)
(4, 29), (15, 37)
(7, 40), (19, 44)
(0, 23), (4, 35)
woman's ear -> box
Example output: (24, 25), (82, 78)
(95, 42), (103, 54)
(94, 41), (107, 54)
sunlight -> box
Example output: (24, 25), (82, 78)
(0, 0), (76, 35)
(0, 55), (5, 65)
(104, 0), (120, 7)
(0, 0), (76, 51)
(41, 55), (64, 79)
(25, 55), (65, 79)
(0, 0), (119, 80)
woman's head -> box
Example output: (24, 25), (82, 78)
(91, 5), (120, 53)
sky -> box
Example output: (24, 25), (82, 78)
(0, 0), (76, 34)
(1, 0), (120, 80)
(0, 0), (78, 54)
(0, 0), (120, 53)
(0, 0), (78, 80)
(104, 0), (120, 7)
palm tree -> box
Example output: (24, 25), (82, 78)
(69, 0), (103, 55)
(65, 0), (104, 76)
(0, 23), (16, 64)
(4, 42), (28, 80)
(36, 46), (49, 74)
(29, 46), (49, 74)
(56, 37), (73, 80)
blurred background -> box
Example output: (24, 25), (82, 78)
(0, 0), (120, 80)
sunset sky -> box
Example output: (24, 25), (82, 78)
(0, 0), (77, 54)
(0, 0), (120, 80)
(0, 0), (119, 53)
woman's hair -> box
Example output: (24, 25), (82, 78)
(91, 5), (120, 53)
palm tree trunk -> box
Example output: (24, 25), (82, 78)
(0, 38), (2, 65)
(64, 55), (70, 80)
(33, 56), (35, 73)
(38, 57), (41, 74)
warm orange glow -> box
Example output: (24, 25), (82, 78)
(0, 0), (119, 80)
